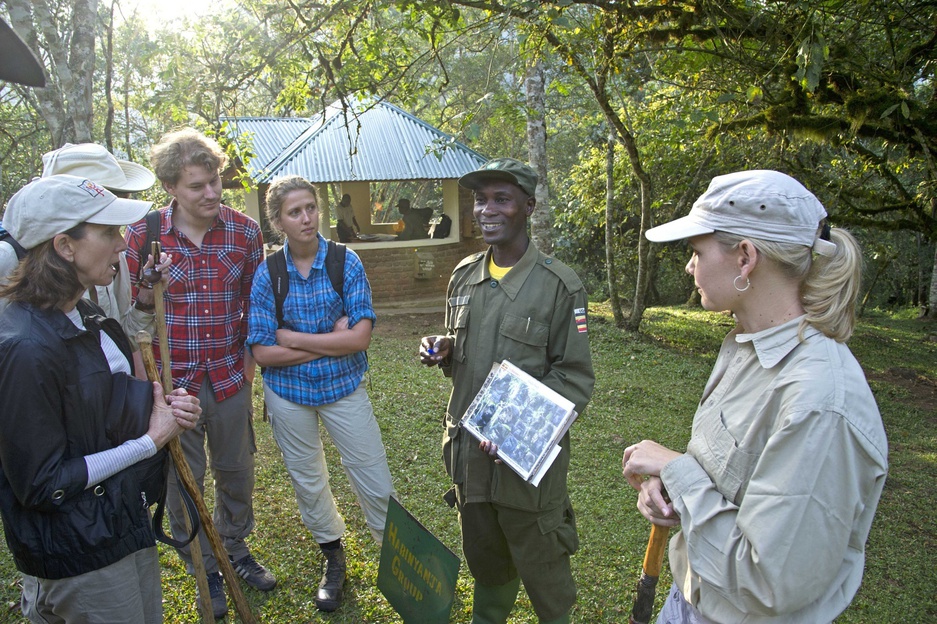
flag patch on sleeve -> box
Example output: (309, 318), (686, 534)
(574, 307), (588, 333)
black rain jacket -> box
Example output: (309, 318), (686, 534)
(0, 299), (154, 579)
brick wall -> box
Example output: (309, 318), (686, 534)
(357, 238), (486, 303)
(260, 184), (485, 304)
(360, 184), (484, 304)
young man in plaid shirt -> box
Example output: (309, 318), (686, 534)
(125, 128), (274, 619)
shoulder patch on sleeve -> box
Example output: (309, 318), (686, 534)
(574, 306), (588, 333)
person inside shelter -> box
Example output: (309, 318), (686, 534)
(395, 198), (433, 240)
(335, 193), (359, 243)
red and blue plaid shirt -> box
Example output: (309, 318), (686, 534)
(125, 202), (263, 401)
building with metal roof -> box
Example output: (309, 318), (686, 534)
(223, 99), (487, 184)
(222, 98), (490, 304)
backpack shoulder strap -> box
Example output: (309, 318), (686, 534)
(266, 248), (289, 328)
(325, 240), (346, 302)
(0, 230), (27, 260)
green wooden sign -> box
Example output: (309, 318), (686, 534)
(377, 496), (460, 623)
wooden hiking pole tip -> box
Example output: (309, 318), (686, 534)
(629, 524), (670, 624)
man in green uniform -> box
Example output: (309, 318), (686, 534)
(419, 158), (594, 624)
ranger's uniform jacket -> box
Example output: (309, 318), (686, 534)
(441, 243), (594, 513)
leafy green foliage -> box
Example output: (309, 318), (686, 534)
(6, 0), (934, 310)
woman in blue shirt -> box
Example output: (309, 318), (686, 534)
(247, 176), (395, 613)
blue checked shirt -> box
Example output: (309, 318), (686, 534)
(248, 234), (376, 407)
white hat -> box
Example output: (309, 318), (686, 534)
(41, 143), (156, 193)
(646, 170), (836, 256)
(4, 175), (152, 250)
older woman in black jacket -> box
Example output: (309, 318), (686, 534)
(0, 175), (200, 623)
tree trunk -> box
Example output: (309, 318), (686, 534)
(606, 130), (624, 326)
(6, 1), (60, 146)
(927, 243), (937, 319)
(591, 88), (652, 331)
(626, 179), (651, 331)
(525, 57), (553, 255)
(68, 0), (97, 143)
(124, 76), (133, 161)
(7, 0), (98, 146)
(104, 2), (115, 152)
(915, 233), (924, 307)
(859, 254), (892, 318)
(539, 29), (653, 329)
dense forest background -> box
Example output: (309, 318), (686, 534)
(2, 0), (935, 330)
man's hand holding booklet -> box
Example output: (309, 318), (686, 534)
(460, 360), (578, 486)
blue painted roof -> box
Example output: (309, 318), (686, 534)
(222, 99), (488, 184)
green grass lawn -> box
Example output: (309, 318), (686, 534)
(0, 305), (934, 622)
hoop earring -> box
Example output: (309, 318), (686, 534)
(734, 275), (750, 292)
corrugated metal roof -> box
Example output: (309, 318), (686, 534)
(221, 116), (317, 177)
(222, 99), (488, 184)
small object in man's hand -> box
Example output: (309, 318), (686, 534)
(141, 268), (162, 285)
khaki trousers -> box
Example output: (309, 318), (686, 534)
(166, 380), (257, 574)
(20, 547), (161, 624)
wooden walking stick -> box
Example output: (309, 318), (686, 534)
(141, 241), (214, 623)
(143, 240), (258, 624)
(138, 339), (259, 624)
(630, 524), (670, 624)
(137, 332), (215, 623)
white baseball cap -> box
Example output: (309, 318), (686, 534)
(646, 170), (836, 256)
(41, 143), (156, 194)
(4, 175), (152, 250)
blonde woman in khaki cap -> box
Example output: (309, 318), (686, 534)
(622, 170), (888, 624)
(0, 175), (200, 624)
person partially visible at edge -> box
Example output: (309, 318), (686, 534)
(335, 192), (359, 243)
(123, 128), (273, 619)
(0, 16), (45, 88)
(0, 144), (171, 381)
(418, 157), (595, 624)
(247, 175), (395, 613)
(622, 170), (888, 624)
(0, 175), (200, 624)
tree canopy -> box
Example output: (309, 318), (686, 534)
(1, 0), (934, 317)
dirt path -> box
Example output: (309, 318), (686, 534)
(373, 309), (445, 340)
